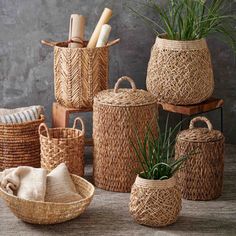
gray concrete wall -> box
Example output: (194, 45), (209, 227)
(0, 0), (235, 143)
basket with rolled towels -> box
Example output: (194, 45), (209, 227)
(0, 163), (95, 224)
(0, 105), (45, 170)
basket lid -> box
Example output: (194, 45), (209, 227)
(177, 116), (224, 143)
(94, 76), (157, 107)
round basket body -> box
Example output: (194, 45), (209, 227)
(39, 118), (85, 176)
(0, 174), (94, 224)
(0, 116), (44, 170)
(175, 117), (225, 200)
(54, 42), (109, 109)
(93, 76), (158, 192)
(146, 36), (214, 105)
(129, 175), (182, 227)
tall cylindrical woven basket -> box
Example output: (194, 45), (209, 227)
(93, 76), (158, 192)
(0, 115), (44, 170)
(129, 175), (182, 227)
(146, 35), (214, 105)
(42, 39), (119, 109)
(175, 116), (225, 200)
(39, 117), (85, 176)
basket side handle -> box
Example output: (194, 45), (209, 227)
(38, 123), (51, 139)
(114, 76), (137, 93)
(107, 38), (120, 47)
(73, 117), (85, 135)
(189, 116), (213, 131)
(41, 40), (57, 47)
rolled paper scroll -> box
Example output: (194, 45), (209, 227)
(96, 24), (111, 47)
(69, 14), (85, 48)
(87, 8), (112, 48)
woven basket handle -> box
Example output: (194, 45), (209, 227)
(189, 116), (213, 131)
(38, 123), (51, 139)
(73, 117), (85, 135)
(114, 76), (137, 93)
(41, 40), (58, 47)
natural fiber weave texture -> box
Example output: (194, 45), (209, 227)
(146, 36), (214, 105)
(0, 115), (44, 170)
(54, 41), (109, 109)
(39, 117), (85, 176)
(129, 175), (182, 227)
(175, 117), (225, 200)
(0, 174), (95, 224)
(93, 76), (158, 192)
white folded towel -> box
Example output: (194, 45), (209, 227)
(0, 105), (44, 124)
(0, 166), (47, 201)
(45, 163), (83, 203)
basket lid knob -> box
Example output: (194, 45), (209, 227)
(189, 116), (213, 131)
(114, 76), (137, 93)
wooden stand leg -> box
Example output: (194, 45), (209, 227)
(52, 103), (69, 128)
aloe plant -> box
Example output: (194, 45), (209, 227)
(130, 116), (197, 180)
(128, 0), (236, 51)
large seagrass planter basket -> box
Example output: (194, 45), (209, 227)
(146, 35), (214, 105)
(129, 175), (182, 227)
(42, 39), (119, 109)
(0, 115), (44, 170)
(39, 117), (85, 176)
(175, 116), (225, 200)
(93, 76), (158, 192)
(0, 174), (95, 224)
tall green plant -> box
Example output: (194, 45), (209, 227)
(130, 117), (197, 180)
(128, 0), (236, 51)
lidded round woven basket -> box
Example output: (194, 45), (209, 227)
(129, 175), (182, 227)
(175, 116), (225, 200)
(146, 35), (214, 105)
(0, 115), (44, 170)
(42, 39), (119, 109)
(39, 117), (85, 176)
(93, 76), (158, 192)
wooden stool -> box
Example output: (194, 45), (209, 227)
(158, 97), (224, 132)
(52, 102), (93, 146)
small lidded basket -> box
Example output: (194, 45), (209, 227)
(175, 116), (225, 200)
(93, 76), (158, 192)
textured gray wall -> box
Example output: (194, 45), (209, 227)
(0, 0), (235, 143)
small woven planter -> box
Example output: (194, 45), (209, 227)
(39, 117), (85, 176)
(0, 174), (95, 224)
(175, 116), (225, 200)
(129, 175), (182, 227)
(93, 76), (158, 192)
(42, 39), (119, 109)
(0, 115), (44, 170)
(146, 35), (214, 105)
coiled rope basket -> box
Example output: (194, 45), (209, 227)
(39, 117), (85, 176)
(146, 35), (214, 105)
(175, 116), (225, 200)
(129, 175), (182, 227)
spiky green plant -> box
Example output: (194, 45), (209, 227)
(128, 0), (236, 51)
(130, 116), (197, 180)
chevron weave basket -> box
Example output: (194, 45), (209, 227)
(42, 39), (119, 109)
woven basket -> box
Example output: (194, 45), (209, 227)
(175, 116), (225, 200)
(0, 174), (94, 224)
(146, 35), (214, 105)
(39, 117), (85, 176)
(42, 39), (120, 109)
(129, 175), (182, 227)
(0, 115), (44, 170)
(93, 76), (158, 192)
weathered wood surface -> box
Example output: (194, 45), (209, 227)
(159, 97), (224, 115)
(0, 145), (235, 236)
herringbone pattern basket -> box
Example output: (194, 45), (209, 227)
(42, 39), (119, 109)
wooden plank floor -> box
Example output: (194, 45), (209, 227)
(0, 145), (236, 236)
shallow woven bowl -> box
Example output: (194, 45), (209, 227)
(0, 174), (95, 224)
